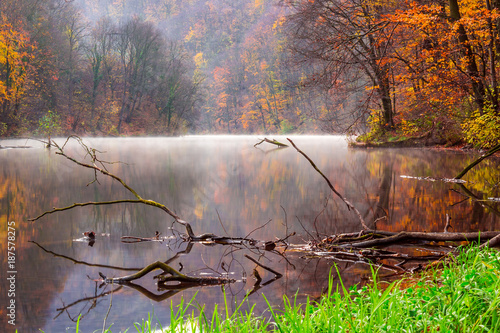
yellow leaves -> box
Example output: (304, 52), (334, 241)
(193, 52), (206, 69)
(0, 22), (34, 104)
(184, 26), (195, 42)
(184, 23), (206, 43)
(272, 16), (286, 31)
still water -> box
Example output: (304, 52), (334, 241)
(0, 136), (499, 332)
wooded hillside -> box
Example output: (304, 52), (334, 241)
(1, 0), (500, 146)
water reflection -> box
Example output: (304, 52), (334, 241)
(0, 136), (498, 332)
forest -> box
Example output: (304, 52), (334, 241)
(1, 0), (500, 147)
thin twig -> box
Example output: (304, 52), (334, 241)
(28, 200), (144, 221)
(244, 219), (273, 239)
(216, 209), (230, 236)
(287, 138), (369, 230)
(244, 255), (283, 277)
(102, 283), (113, 333)
(296, 215), (315, 240)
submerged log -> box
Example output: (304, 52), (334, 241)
(321, 230), (500, 248)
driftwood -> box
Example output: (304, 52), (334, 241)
(121, 231), (162, 243)
(301, 228), (500, 274)
(0, 145), (32, 149)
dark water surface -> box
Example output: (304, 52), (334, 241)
(1, 136), (499, 332)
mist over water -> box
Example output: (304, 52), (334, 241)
(0, 136), (498, 332)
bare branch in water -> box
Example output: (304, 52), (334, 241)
(287, 138), (369, 230)
(28, 136), (203, 240)
(254, 138), (289, 148)
(455, 143), (500, 179)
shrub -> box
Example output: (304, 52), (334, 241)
(463, 108), (500, 148)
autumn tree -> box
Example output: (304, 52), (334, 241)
(0, 21), (34, 134)
(383, 0), (500, 146)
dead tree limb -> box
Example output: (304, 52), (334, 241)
(327, 230), (500, 248)
(287, 138), (369, 230)
(119, 281), (184, 301)
(244, 254), (283, 278)
(455, 143), (500, 179)
(479, 233), (500, 248)
(99, 261), (234, 285)
(254, 138), (289, 148)
(27, 136), (204, 240)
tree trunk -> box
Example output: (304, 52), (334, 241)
(449, 0), (486, 114)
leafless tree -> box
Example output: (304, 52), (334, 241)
(282, 0), (397, 131)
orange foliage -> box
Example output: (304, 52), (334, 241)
(382, 0), (500, 134)
(0, 21), (35, 117)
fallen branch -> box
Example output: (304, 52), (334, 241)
(287, 138), (369, 230)
(455, 143), (500, 179)
(121, 231), (162, 243)
(254, 138), (289, 148)
(321, 230), (500, 248)
(244, 254), (283, 278)
(27, 136), (204, 240)
(99, 261), (234, 285)
(479, 233), (500, 248)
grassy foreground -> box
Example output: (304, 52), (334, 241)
(63, 246), (500, 333)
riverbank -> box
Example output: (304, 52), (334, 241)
(348, 128), (466, 149)
(349, 126), (499, 153)
(63, 245), (500, 333)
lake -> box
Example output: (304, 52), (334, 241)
(1, 135), (499, 332)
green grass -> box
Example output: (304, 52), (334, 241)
(55, 246), (500, 333)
